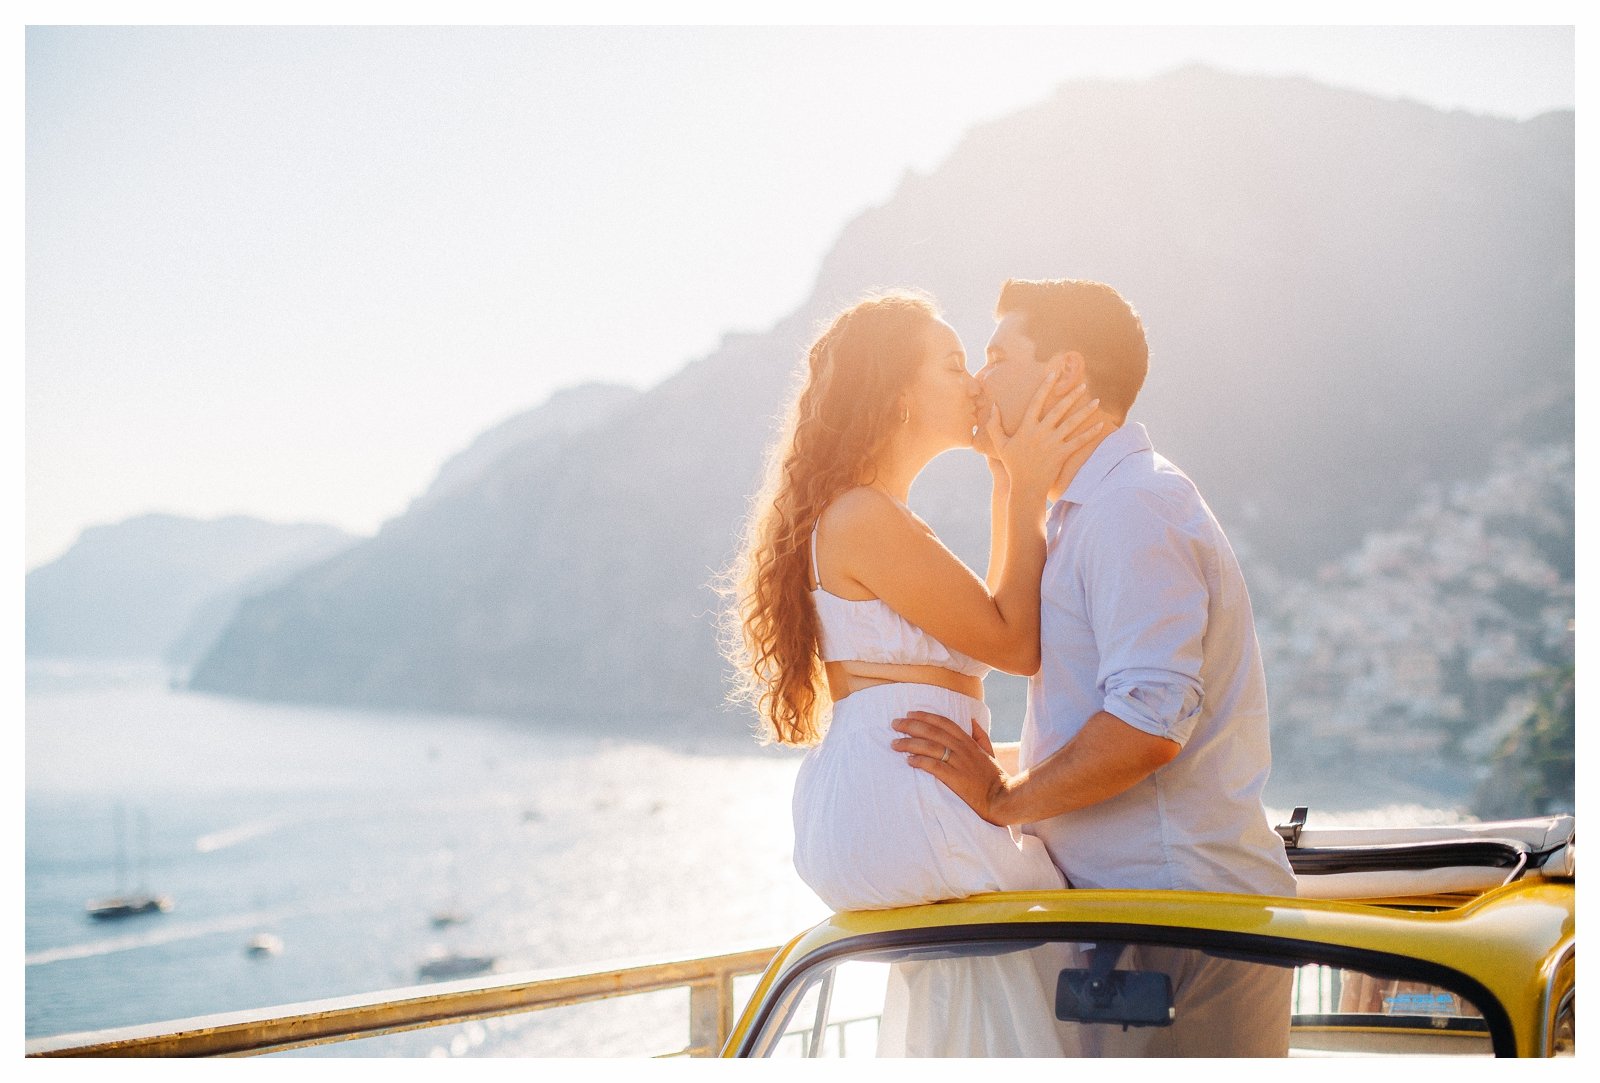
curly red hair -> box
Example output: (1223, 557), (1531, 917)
(720, 290), (942, 746)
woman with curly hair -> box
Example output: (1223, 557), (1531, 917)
(722, 289), (1102, 1055)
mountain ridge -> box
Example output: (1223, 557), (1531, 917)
(26, 513), (357, 663)
(184, 66), (1573, 730)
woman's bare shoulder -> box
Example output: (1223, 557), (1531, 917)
(821, 487), (929, 541)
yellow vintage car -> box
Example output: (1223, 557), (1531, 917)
(724, 812), (1575, 1058)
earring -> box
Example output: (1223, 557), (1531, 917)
(900, 407), (910, 424)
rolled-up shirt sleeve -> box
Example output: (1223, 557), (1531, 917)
(1080, 487), (1210, 747)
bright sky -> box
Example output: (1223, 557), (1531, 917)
(23, 20), (1577, 570)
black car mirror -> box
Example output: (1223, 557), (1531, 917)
(1055, 967), (1175, 1027)
(1055, 943), (1175, 1028)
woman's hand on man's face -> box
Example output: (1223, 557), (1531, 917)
(974, 402), (1002, 461)
(985, 373), (1102, 500)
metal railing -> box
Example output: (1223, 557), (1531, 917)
(776, 1012), (882, 1058)
(25, 944), (781, 1058)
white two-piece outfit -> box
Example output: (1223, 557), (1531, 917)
(790, 512), (1077, 1057)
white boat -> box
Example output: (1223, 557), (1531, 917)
(246, 934), (283, 957)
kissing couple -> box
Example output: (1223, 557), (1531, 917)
(725, 278), (1296, 1057)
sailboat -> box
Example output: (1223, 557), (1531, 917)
(85, 806), (173, 920)
(428, 847), (470, 928)
(418, 848), (493, 977)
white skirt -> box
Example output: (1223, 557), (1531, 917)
(791, 683), (1078, 1057)
(793, 682), (1065, 911)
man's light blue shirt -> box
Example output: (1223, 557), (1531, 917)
(1021, 422), (1296, 895)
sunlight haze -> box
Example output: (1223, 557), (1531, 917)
(25, 24), (1574, 569)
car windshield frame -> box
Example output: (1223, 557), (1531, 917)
(736, 920), (1517, 1058)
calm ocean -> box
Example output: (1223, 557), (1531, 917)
(25, 661), (826, 1056)
(25, 661), (1460, 1056)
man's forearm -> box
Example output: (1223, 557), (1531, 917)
(991, 712), (1180, 825)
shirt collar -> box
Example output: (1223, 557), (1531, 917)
(1056, 421), (1152, 508)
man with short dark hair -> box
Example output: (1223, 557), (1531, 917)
(892, 277), (1296, 1056)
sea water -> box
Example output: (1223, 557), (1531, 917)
(24, 661), (1468, 1057)
(25, 661), (827, 1056)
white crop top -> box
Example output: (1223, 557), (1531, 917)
(809, 516), (991, 679)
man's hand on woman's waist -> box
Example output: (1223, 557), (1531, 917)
(893, 710), (1180, 825)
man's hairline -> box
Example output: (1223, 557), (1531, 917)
(997, 283), (1147, 419)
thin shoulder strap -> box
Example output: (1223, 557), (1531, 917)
(809, 515), (822, 589)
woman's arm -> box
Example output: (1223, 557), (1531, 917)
(985, 457), (1008, 594)
(827, 378), (1100, 674)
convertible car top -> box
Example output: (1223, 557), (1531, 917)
(726, 812), (1577, 1058)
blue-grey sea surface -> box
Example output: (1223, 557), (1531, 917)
(25, 661), (1466, 1056)
(25, 661), (828, 1056)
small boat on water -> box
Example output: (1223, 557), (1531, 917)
(246, 933), (283, 957)
(86, 893), (173, 920)
(430, 848), (471, 928)
(85, 807), (172, 921)
(417, 951), (497, 980)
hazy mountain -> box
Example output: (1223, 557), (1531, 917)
(412, 382), (641, 509)
(190, 67), (1573, 734)
(26, 514), (357, 662)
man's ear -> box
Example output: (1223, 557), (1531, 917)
(1051, 350), (1086, 384)
(1042, 350), (1085, 407)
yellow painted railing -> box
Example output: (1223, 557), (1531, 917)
(25, 945), (781, 1059)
